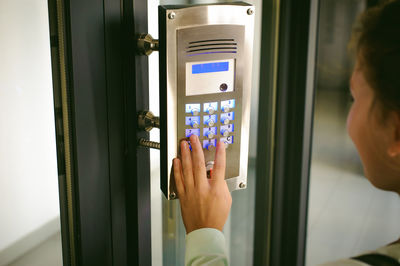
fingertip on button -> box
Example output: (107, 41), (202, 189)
(189, 134), (197, 143)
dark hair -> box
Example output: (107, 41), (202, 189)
(352, 0), (400, 114)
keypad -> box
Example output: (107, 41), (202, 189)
(184, 99), (236, 150)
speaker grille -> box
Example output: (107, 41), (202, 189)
(186, 39), (237, 55)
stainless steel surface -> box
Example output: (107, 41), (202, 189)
(160, 3), (255, 199)
(136, 33), (159, 56)
(138, 110), (160, 132)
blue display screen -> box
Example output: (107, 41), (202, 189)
(192, 62), (229, 74)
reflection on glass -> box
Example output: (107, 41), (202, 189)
(306, 0), (400, 265)
(0, 1), (62, 265)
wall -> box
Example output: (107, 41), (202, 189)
(0, 0), (60, 263)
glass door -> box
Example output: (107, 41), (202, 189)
(148, 0), (265, 265)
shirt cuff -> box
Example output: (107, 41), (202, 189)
(185, 228), (227, 265)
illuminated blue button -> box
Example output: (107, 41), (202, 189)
(203, 102), (218, 114)
(203, 139), (217, 150)
(221, 112), (234, 121)
(185, 128), (200, 138)
(220, 124), (234, 136)
(185, 116), (201, 128)
(221, 99), (235, 113)
(221, 112), (234, 125)
(220, 136), (234, 148)
(185, 103), (201, 115)
(221, 117), (229, 125)
(204, 115), (217, 126)
(203, 127), (217, 139)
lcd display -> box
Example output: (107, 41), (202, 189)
(186, 59), (235, 96)
(192, 62), (229, 74)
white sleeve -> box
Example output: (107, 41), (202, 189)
(185, 228), (228, 266)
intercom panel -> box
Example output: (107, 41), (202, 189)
(159, 3), (255, 199)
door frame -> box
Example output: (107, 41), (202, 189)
(254, 0), (317, 265)
(48, 0), (152, 265)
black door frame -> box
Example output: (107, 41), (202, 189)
(48, 0), (151, 265)
(254, 0), (315, 265)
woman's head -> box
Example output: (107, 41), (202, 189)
(347, 0), (400, 193)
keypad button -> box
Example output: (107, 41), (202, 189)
(221, 105), (230, 113)
(186, 128), (200, 138)
(220, 136), (234, 148)
(186, 103), (201, 114)
(221, 112), (235, 121)
(220, 124), (234, 136)
(186, 116), (201, 128)
(191, 108), (200, 116)
(203, 127), (217, 139)
(191, 121), (199, 128)
(221, 129), (229, 137)
(204, 115), (217, 126)
(221, 99), (235, 110)
(221, 117), (230, 125)
(206, 119), (215, 126)
(203, 139), (217, 150)
(203, 102), (218, 114)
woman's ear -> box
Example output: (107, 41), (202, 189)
(387, 112), (400, 157)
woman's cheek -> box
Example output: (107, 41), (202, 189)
(346, 105), (356, 141)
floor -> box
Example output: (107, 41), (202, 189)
(7, 233), (62, 266)
(306, 90), (400, 265)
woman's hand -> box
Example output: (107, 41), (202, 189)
(173, 134), (232, 234)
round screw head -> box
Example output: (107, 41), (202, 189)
(168, 12), (176, 19)
(239, 182), (246, 189)
(247, 8), (254, 15)
(170, 192), (176, 199)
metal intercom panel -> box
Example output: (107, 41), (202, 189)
(159, 3), (255, 199)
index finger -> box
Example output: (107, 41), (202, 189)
(189, 134), (207, 188)
(212, 141), (226, 182)
(180, 140), (194, 190)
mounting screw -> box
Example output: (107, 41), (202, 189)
(168, 12), (176, 20)
(247, 8), (254, 15)
(239, 182), (246, 189)
(170, 192), (176, 199)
